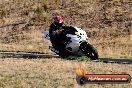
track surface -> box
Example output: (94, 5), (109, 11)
(0, 51), (132, 64)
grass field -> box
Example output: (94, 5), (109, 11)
(0, 58), (132, 88)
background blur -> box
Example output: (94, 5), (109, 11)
(0, 0), (131, 58)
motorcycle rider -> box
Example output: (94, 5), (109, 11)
(49, 16), (68, 57)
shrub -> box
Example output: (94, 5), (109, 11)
(0, 10), (10, 18)
(79, 56), (91, 62)
(43, 0), (48, 11)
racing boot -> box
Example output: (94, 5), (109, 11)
(49, 46), (59, 54)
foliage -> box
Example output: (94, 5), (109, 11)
(0, 10), (10, 18)
(55, 0), (61, 9)
(79, 56), (91, 62)
(43, 0), (48, 11)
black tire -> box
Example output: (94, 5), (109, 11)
(58, 50), (69, 58)
(80, 42), (99, 60)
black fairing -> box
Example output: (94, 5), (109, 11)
(63, 26), (78, 35)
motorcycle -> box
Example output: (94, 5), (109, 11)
(44, 26), (99, 60)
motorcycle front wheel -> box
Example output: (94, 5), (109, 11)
(80, 42), (99, 60)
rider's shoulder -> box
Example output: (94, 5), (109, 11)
(62, 25), (73, 29)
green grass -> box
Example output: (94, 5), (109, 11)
(78, 56), (91, 62)
(0, 10), (10, 18)
(55, 0), (61, 9)
(120, 56), (132, 59)
(43, 0), (49, 12)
